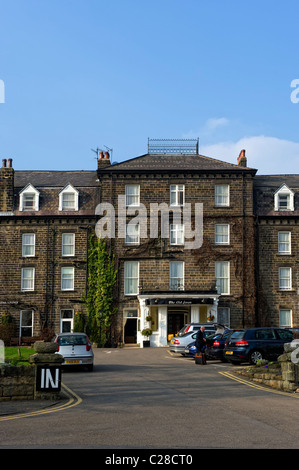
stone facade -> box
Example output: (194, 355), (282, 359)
(97, 149), (256, 346)
(0, 162), (99, 339)
(0, 145), (298, 347)
(254, 175), (299, 328)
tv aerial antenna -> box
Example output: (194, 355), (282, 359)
(91, 147), (103, 159)
(91, 145), (113, 163)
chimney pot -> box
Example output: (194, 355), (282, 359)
(99, 151), (104, 159)
(237, 149), (247, 167)
(7, 158), (12, 168)
(104, 151), (110, 159)
(2, 159), (7, 168)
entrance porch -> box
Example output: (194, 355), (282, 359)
(137, 290), (220, 348)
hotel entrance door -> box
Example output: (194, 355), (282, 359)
(167, 308), (189, 338)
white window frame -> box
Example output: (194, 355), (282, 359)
(170, 184), (185, 206)
(19, 184), (40, 211)
(22, 233), (36, 257)
(274, 184), (294, 211)
(61, 267), (75, 291)
(59, 184), (79, 211)
(279, 309), (292, 328)
(124, 261), (139, 295)
(62, 233), (75, 257)
(279, 267), (292, 291)
(169, 261), (184, 290)
(278, 232), (291, 255)
(60, 309), (74, 333)
(215, 224), (230, 245)
(170, 224), (184, 245)
(215, 184), (230, 207)
(125, 222), (140, 245)
(215, 261), (230, 295)
(21, 267), (35, 291)
(20, 310), (34, 337)
(125, 185), (140, 207)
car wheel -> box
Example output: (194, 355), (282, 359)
(249, 350), (263, 365)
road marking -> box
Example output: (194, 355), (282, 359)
(219, 371), (299, 398)
(0, 383), (82, 422)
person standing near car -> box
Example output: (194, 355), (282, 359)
(195, 326), (206, 355)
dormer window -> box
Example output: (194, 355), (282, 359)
(274, 184), (294, 211)
(19, 184), (40, 211)
(59, 184), (79, 211)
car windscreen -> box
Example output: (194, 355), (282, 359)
(57, 335), (88, 346)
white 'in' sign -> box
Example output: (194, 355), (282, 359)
(40, 368), (60, 389)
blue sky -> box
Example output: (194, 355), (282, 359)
(1, 0), (299, 174)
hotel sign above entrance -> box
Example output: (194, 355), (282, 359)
(147, 298), (214, 306)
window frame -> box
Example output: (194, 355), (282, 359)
(60, 309), (74, 333)
(19, 184), (40, 212)
(215, 261), (230, 295)
(274, 184), (294, 211)
(22, 233), (36, 257)
(21, 267), (35, 291)
(59, 184), (79, 211)
(279, 309), (292, 328)
(279, 267), (292, 291)
(124, 261), (139, 295)
(215, 224), (230, 245)
(20, 310), (34, 337)
(215, 184), (230, 207)
(278, 231), (291, 255)
(125, 185), (140, 207)
(61, 266), (75, 291)
(125, 222), (140, 245)
(62, 233), (75, 257)
(170, 224), (184, 245)
(170, 184), (185, 206)
(169, 261), (184, 291)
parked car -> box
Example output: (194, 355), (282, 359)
(205, 329), (233, 362)
(224, 327), (294, 365)
(170, 329), (216, 354)
(177, 322), (226, 337)
(184, 330), (232, 360)
(169, 331), (198, 354)
(184, 342), (197, 357)
(54, 332), (94, 371)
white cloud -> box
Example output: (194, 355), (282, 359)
(183, 117), (230, 140)
(203, 117), (229, 131)
(201, 135), (299, 175)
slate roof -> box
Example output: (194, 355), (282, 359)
(99, 153), (257, 173)
(254, 174), (299, 216)
(14, 170), (98, 189)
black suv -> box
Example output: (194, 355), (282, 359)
(224, 327), (294, 365)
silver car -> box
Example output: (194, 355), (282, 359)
(169, 331), (198, 354)
(54, 333), (94, 371)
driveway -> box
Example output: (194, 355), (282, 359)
(1, 346), (299, 449)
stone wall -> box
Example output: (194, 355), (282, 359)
(0, 364), (35, 401)
(0, 341), (63, 401)
(234, 341), (299, 393)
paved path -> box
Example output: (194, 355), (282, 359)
(1, 347), (299, 449)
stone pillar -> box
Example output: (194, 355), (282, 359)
(278, 341), (299, 392)
(29, 341), (64, 400)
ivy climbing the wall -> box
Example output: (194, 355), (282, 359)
(83, 234), (118, 347)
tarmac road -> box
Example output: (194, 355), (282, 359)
(1, 347), (299, 450)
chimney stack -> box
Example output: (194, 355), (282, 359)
(0, 158), (14, 212)
(97, 150), (111, 170)
(237, 149), (247, 167)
